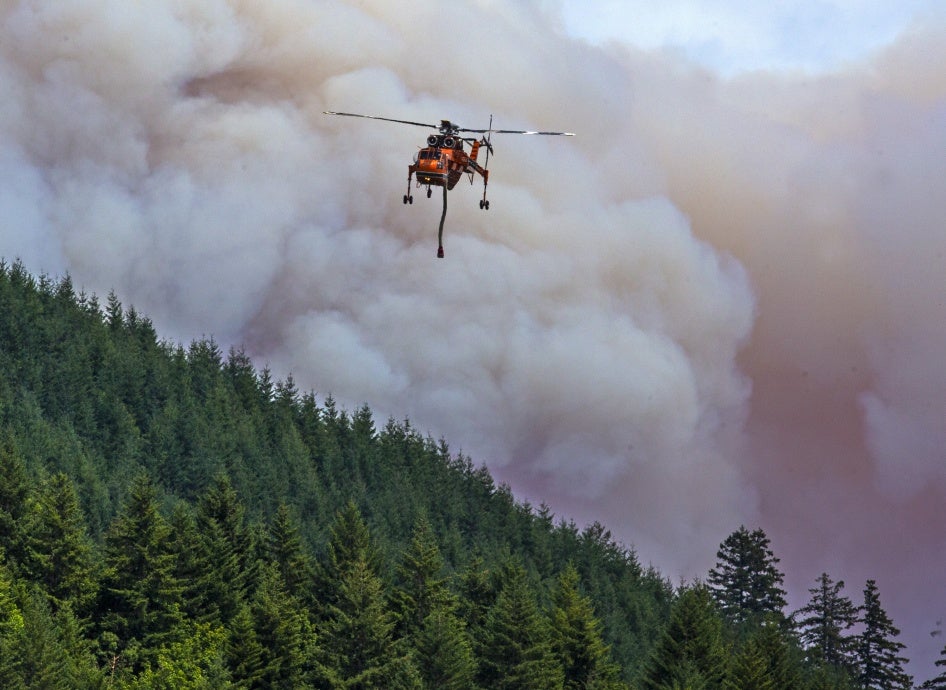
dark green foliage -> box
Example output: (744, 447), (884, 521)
(265, 501), (315, 599)
(638, 585), (728, 690)
(0, 261), (916, 687)
(193, 474), (256, 625)
(413, 606), (478, 690)
(250, 563), (316, 689)
(725, 636), (774, 690)
(855, 580), (912, 690)
(225, 604), (266, 689)
(476, 562), (565, 690)
(795, 573), (858, 670)
(0, 439), (30, 567)
(747, 622), (802, 690)
(99, 473), (184, 669)
(390, 514), (454, 638)
(707, 527), (787, 630)
(317, 505), (417, 689)
(20, 472), (98, 615)
(549, 563), (625, 689)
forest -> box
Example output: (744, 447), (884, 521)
(0, 258), (942, 689)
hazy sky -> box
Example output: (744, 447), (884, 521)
(1, 0), (945, 679)
(561, 0), (945, 74)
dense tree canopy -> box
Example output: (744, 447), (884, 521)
(0, 260), (918, 688)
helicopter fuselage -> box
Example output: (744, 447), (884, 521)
(408, 135), (486, 191)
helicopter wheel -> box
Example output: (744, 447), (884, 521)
(409, 195), (413, 204)
(427, 188), (432, 198)
(403, 194), (408, 205)
(479, 199), (490, 210)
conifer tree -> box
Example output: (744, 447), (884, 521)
(99, 473), (183, 668)
(0, 439), (29, 567)
(225, 603), (266, 689)
(456, 554), (498, 636)
(194, 473), (256, 625)
(319, 551), (417, 689)
(1, 587), (74, 689)
(749, 621), (802, 690)
(725, 636), (774, 690)
(265, 501), (314, 600)
(315, 500), (384, 613)
(639, 585), (729, 690)
(21, 472), (97, 615)
(390, 514), (454, 638)
(476, 562), (565, 690)
(251, 563), (316, 690)
(707, 527), (787, 629)
(413, 606), (478, 690)
(795, 573), (858, 670)
(549, 563), (624, 690)
(855, 579), (912, 690)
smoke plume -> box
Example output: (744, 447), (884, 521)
(2, 0), (945, 676)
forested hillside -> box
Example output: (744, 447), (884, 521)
(0, 260), (670, 687)
(0, 259), (933, 688)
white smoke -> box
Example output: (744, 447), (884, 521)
(2, 0), (946, 677)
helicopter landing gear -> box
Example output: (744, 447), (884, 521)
(479, 199), (490, 210)
(403, 194), (413, 204)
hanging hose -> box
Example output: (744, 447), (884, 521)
(437, 184), (447, 258)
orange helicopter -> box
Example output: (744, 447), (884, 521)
(323, 111), (574, 257)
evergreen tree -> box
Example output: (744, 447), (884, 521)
(265, 501), (314, 600)
(476, 562), (565, 690)
(250, 563), (316, 690)
(413, 606), (478, 690)
(749, 622), (802, 690)
(99, 473), (183, 669)
(855, 579), (911, 690)
(724, 636), (774, 690)
(639, 585), (729, 690)
(318, 553), (416, 689)
(0, 439), (29, 567)
(225, 603), (267, 690)
(125, 621), (232, 690)
(795, 573), (858, 670)
(315, 500), (384, 613)
(390, 514), (454, 638)
(707, 527), (787, 629)
(21, 472), (98, 615)
(194, 473), (256, 625)
(549, 563), (625, 689)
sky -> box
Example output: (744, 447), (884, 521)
(2, 0), (946, 679)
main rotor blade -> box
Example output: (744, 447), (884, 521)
(459, 127), (576, 136)
(323, 111), (440, 130)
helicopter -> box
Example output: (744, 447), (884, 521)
(323, 111), (574, 257)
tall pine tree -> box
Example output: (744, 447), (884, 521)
(855, 579), (911, 690)
(476, 562), (564, 690)
(20, 472), (98, 616)
(98, 473), (183, 670)
(795, 573), (857, 671)
(549, 563), (625, 690)
(707, 527), (787, 629)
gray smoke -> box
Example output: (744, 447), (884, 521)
(2, 0), (945, 677)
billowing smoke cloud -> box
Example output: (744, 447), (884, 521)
(2, 0), (945, 677)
